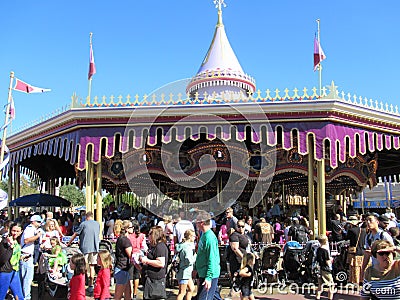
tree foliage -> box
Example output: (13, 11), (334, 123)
(59, 184), (85, 206)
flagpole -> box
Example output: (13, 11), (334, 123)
(87, 32), (93, 105)
(0, 71), (14, 178)
(317, 19), (323, 97)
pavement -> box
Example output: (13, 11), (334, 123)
(32, 282), (363, 299)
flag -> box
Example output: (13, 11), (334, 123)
(9, 96), (15, 120)
(88, 42), (96, 80)
(313, 35), (326, 71)
(13, 78), (51, 93)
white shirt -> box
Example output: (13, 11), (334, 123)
(21, 224), (38, 255)
(173, 220), (195, 243)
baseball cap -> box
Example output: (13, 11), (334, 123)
(30, 215), (43, 223)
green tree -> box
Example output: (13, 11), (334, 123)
(59, 184), (85, 206)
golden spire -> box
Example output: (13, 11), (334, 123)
(214, 0), (226, 26)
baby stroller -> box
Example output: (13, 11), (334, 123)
(282, 241), (305, 282)
(303, 240), (320, 284)
(37, 246), (81, 299)
(257, 244), (283, 287)
(331, 240), (350, 284)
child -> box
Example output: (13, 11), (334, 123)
(238, 252), (255, 300)
(46, 237), (67, 278)
(94, 250), (112, 300)
(176, 229), (197, 300)
(68, 253), (86, 300)
(315, 234), (335, 300)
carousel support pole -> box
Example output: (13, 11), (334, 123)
(95, 162), (103, 239)
(85, 147), (94, 213)
(317, 159), (326, 235)
(343, 192), (347, 216)
(8, 166), (13, 219)
(16, 165), (20, 198)
(308, 136), (316, 239)
(13, 164), (17, 200)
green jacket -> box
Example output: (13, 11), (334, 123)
(175, 241), (196, 280)
(195, 229), (220, 281)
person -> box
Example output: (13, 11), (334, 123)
(176, 229), (197, 300)
(315, 234), (334, 300)
(94, 249), (112, 300)
(0, 222), (24, 300)
(68, 253), (86, 300)
(361, 240), (400, 299)
(360, 213), (393, 282)
(46, 237), (67, 278)
(105, 212), (118, 239)
(128, 220), (147, 300)
(238, 252), (255, 300)
(288, 217), (308, 244)
(225, 207), (238, 231)
(40, 219), (61, 252)
(140, 226), (169, 300)
(244, 216), (254, 241)
(270, 199), (281, 219)
(255, 217), (274, 244)
(346, 215), (366, 285)
(194, 210), (221, 300)
(379, 214), (391, 232)
(330, 214), (344, 242)
(20, 214), (44, 300)
(229, 220), (249, 280)
(114, 220), (133, 300)
(218, 223), (229, 245)
(173, 211), (195, 245)
(67, 211), (100, 294)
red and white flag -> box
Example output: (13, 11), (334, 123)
(313, 35), (326, 71)
(13, 78), (51, 93)
(88, 42), (96, 80)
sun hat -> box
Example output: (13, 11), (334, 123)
(347, 215), (360, 225)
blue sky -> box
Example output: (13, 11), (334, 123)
(1, 0), (399, 132)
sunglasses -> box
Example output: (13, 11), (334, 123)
(377, 251), (393, 256)
(237, 225), (245, 228)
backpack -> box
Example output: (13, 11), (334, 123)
(171, 250), (180, 273)
(293, 225), (308, 244)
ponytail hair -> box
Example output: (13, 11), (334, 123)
(240, 252), (255, 270)
(182, 229), (195, 242)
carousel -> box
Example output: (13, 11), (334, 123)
(5, 1), (400, 236)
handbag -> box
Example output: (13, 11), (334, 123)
(348, 229), (361, 254)
(144, 276), (167, 299)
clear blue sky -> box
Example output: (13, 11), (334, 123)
(1, 0), (399, 132)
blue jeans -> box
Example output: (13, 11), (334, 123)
(20, 257), (34, 300)
(197, 277), (220, 300)
(0, 270), (24, 300)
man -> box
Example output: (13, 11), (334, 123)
(330, 214), (344, 242)
(67, 211), (100, 294)
(20, 215), (44, 300)
(288, 218), (309, 244)
(225, 207), (237, 231)
(254, 217), (274, 244)
(360, 213), (393, 283)
(346, 215), (366, 285)
(228, 220), (249, 277)
(194, 210), (221, 300)
(173, 211), (195, 244)
(378, 214), (390, 232)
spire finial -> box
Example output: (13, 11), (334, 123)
(213, 0), (226, 25)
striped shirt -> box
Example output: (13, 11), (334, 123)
(361, 260), (400, 299)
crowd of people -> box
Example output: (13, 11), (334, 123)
(0, 201), (400, 300)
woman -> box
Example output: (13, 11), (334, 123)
(140, 226), (169, 300)
(0, 222), (24, 300)
(128, 220), (148, 300)
(361, 240), (400, 299)
(244, 216), (254, 241)
(115, 220), (134, 300)
(106, 212), (118, 239)
(40, 219), (61, 252)
(176, 229), (196, 300)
